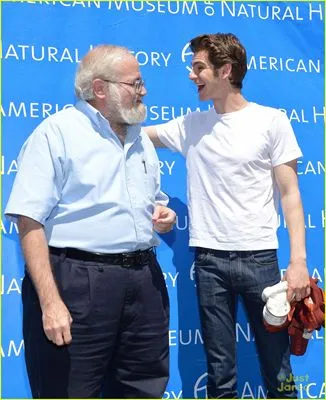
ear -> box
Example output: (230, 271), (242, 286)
(92, 78), (107, 100)
(221, 63), (232, 80)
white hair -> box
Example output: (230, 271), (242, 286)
(74, 45), (130, 100)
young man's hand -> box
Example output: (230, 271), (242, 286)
(284, 260), (310, 302)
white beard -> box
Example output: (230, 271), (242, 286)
(108, 85), (147, 125)
(120, 101), (147, 125)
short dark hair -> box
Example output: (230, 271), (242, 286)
(190, 33), (247, 89)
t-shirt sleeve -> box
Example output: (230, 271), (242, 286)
(270, 111), (303, 167)
(4, 123), (64, 224)
(155, 115), (187, 155)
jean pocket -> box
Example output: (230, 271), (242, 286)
(251, 249), (278, 266)
(194, 248), (209, 266)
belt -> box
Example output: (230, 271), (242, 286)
(49, 246), (153, 268)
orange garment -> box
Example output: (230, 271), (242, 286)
(264, 278), (325, 355)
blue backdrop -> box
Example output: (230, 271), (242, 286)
(1, 1), (325, 398)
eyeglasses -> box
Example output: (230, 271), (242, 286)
(102, 78), (145, 93)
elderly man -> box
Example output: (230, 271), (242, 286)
(5, 45), (175, 399)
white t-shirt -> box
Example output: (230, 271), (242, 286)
(156, 102), (302, 251)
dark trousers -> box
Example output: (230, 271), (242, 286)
(194, 248), (297, 399)
(22, 251), (169, 398)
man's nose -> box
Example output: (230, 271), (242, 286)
(140, 84), (147, 96)
(189, 69), (197, 81)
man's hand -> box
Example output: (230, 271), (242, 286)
(18, 216), (73, 346)
(42, 300), (73, 346)
(152, 205), (176, 233)
(284, 260), (310, 302)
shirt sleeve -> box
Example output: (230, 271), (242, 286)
(155, 190), (169, 206)
(152, 146), (169, 207)
(155, 162), (169, 206)
(141, 130), (169, 206)
(5, 122), (65, 224)
(270, 111), (303, 167)
(156, 115), (187, 155)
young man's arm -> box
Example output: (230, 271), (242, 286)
(18, 215), (72, 346)
(274, 160), (310, 302)
(143, 126), (167, 148)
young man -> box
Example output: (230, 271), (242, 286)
(5, 45), (176, 399)
(145, 33), (310, 398)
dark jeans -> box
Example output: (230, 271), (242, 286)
(194, 248), (297, 399)
(22, 251), (169, 398)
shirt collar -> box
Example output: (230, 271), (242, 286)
(75, 100), (142, 144)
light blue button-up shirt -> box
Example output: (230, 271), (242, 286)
(5, 100), (168, 253)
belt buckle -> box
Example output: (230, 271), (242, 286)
(122, 253), (134, 268)
(135, 253), (143, 265)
